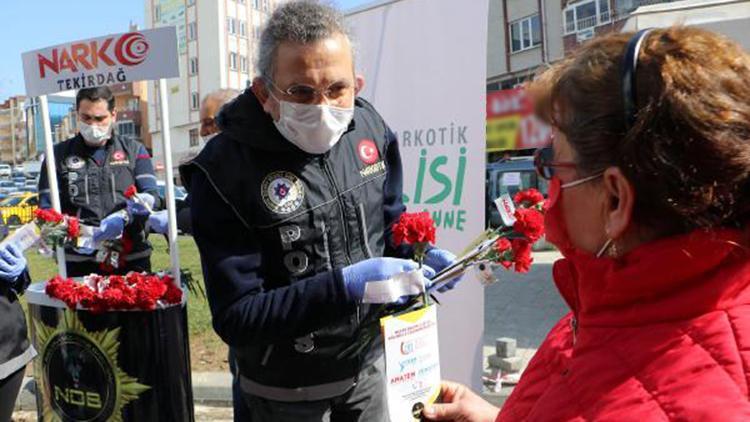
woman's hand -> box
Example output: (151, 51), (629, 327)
(422, 381), (500, 422)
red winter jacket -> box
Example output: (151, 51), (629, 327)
(498, 229), (750, 421)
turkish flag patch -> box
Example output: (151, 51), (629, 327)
(357, 139), (379, 165)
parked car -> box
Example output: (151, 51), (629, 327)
(22, 161), (41, 180)
(486, 157), (551, 249)
(0, 180), (17, 195)
(24, 179), (37, 190)
(156, 181), (188, 202)
(0, 192), (38, 226)
(0, 164), (11, 179)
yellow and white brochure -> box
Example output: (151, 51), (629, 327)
(381, 305), (441, 422)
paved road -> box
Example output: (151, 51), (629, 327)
(484, 251), (570, 349)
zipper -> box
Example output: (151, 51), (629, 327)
(320, 158), (353, 265)
(260, 344), (274, 366)
(84, 174), (90, 204)
(110, 174), (117, 204)
(357, 203), (374, 259)
(570, 316), (578, 345)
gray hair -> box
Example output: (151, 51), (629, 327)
(202, 89), (240, 108)
(257, 1), (353, 81)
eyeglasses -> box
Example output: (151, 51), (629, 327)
(533, 146), (577, 180)
(266, 79), (355, 104)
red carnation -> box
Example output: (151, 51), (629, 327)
(494, 238), (513, 269)
(513, 208), (545, 243)
(35, 208), (63, 224)
(392, 212), (436, 247)
(513, 189), (545, 208)
(163, 281), (183, 305)
(511, 239), (533, 273)
(66, 217), (80, 239)
(124, 185), (138, 199)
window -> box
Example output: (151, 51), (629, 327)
(229, 52), (238, 70)
(240, 55), (248, 73)
(154, 5), (161, 21)
(227, 17), (236, 34)
(254, 0), (260, 10)
(188, 22), (197, 41)
(189, 57), (199, 75)
(564, 0), (611, 34)
(239, 20), (247, 38)
(237, 0), (245, 3)
(263, 0), (269, 11)
(191, 92), (200, 110)
(117, 121), (136, 139)
(127, 98), (139, 111)
(187, 0), (195, 5)
(254, 25), (261, 39)
(509, 15), (541, 53)
(189, 129), (199, 147)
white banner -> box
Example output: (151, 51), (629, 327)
(347, 0), (488, 390)
(22, 26), (179, 97)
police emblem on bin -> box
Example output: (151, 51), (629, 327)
(33, 311), (150, 422)
(261, 171), (305, 215)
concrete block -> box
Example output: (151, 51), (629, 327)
(496, 337), (517, 358)
(488, 354), (523, 373)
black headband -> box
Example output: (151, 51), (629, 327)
(621, 29), (653, 130)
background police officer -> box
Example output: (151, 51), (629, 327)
(38, 86), (163, 277)
(183, 2), (461, 420)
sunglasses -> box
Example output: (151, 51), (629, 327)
(533, 147), (577, 180)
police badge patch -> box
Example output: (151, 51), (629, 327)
(261, 171), (305, 214)
(65, 156), (85, 170)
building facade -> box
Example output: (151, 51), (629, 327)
(110, 82), (153, 151)
(487, 0), (682, 90)
(145, 0), (281, 177)
(25, 94), (77, 160)
(0, 96), (28, 164)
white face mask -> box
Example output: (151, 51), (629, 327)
(79, 121), (112, 146)
(272, 99), (354, 155)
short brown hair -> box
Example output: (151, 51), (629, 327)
(531, 26), (750, 235)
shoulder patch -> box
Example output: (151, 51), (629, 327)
(261, 171), (306, 215)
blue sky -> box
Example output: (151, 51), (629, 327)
(0, 0), (372, 99)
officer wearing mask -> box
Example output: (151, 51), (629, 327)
(181, 2), (461, 420)
(38, 87), (163, 277)
(149, 89), (239, 235)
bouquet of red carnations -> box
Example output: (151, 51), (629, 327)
(338, 189), (546, 359)
(34, 208), (81, 248)
(45, 272), (183, 314)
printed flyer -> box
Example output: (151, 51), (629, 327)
(382, 305), (441, 422)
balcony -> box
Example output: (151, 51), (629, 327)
(615, 0), (681, 18)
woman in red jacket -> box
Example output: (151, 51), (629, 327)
(424, 26), (750, 421)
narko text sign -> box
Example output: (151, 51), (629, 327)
(22, 27), (179, 97)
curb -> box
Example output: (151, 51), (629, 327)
(16, 372), (512, 411)
(15, 372), (234, 411)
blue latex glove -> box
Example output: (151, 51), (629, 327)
(93, 211), (128, 243)
(0, 243), (27, 283)
(148, 210), (169, 234)
(342, 257), (436, 303)
(424, 248), (462, 293)
(127, 193), (156, 217)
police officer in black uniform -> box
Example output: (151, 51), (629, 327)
(0, 242), (34, 422)
(38, 87), (163, 277)
(182, 3), (461, 420)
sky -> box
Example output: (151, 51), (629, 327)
(0, 0), (373, 100)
